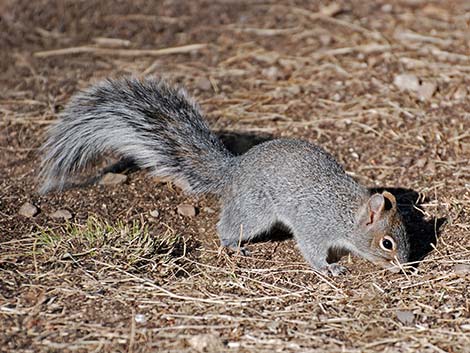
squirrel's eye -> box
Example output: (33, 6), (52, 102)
(381, 237), (394, 251)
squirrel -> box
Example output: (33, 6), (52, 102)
(39, 77), (410, 276)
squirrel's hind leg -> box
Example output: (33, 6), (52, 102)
(217, 199), (276, 255)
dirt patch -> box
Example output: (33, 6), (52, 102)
(1, 1), (469, 352)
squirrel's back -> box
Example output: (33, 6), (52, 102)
(40, 77), (234, 194)
(229, 139), (368, 225)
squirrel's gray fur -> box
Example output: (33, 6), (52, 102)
(40, 77), (410, 275)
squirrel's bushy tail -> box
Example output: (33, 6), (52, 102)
(39, 77), (234, 194)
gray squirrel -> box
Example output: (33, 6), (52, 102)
(40, 77), (410, 275)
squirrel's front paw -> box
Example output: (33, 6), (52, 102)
(325, 263), (348, 276)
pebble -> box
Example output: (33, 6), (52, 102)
(99, 172), (127, 185)
(453, 85), (467, 100)
(177, 204), (196, 217)
(286, 85), (301, 96)
(319, 34), (333, 46)
(187, 333), (223, 353)
(195, 77), (212, 91)
(262, 66), (281, 81)
(414, 158), (427, 168)
(393, 74), (436, 101)
(454, 263), (470, 274)
(396, 310), (414, 325)
(394, 74), (420, 92)
(50, 209), (73, 220)
(417, 81), (436, 101)
(134, 314), (147, 324)
(203, 207), (215, 214)
(149, 209), (160, 218)
(320, 2), (342, 16)
(381, 4), (393, 12)
(273, 86), (300, 99)
(18, 202), (39, 218)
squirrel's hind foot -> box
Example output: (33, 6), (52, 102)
(320, 263), (348, 276)
(220, 237), (252, 256)
(226, 245), (251, 257)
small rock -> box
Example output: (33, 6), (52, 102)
(153, 176), (169, 184)
(417, 81), (436, 101)
(273, 85), (300, 99)
(203, 207), (215, 214)
(262, 66), (281, 81)
(50, 209), (73, 220)
(320, 3), (342, 17)
(134, 314), (147, 324)
(18, 202), (39, 218)
(279, 58), (303, 71)
(381, 4), (393, 12)
(414, 158), (427, 168)
(453, 86), (467, 100)
(149, 209), (160, 218)
(332, 93), (342, 101)
(99, 173), (127, 185)
(394, 74), (420, 92)
(461, 324), (470, 331)
(195, 77), (212, 91)
(423, 4), (449, 19)
(272, 87), (285, 99)
(286, 85), (301, 96)
(394, 74), (436, 100)
(424, 160), (436, 174)
(454, 264), (470, 274)
(227, 342), (240, 349)
(319, 34), (333, 46)
(396, 310), (414, 325)
(187, 333), (223, 353)
(177, 204), (196, 217)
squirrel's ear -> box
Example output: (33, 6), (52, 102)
(367, 193), (385, 225)
(382, 191), (397, 210)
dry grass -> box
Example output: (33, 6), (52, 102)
(1, 0), (469, 352)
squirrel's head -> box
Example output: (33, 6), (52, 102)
(355, 191), (410, 272)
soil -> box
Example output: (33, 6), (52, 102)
(1, 1), (469, 352)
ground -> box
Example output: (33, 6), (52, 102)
(1, 1), (469, 352)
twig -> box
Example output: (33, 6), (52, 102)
(34, 44), (207, 58)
